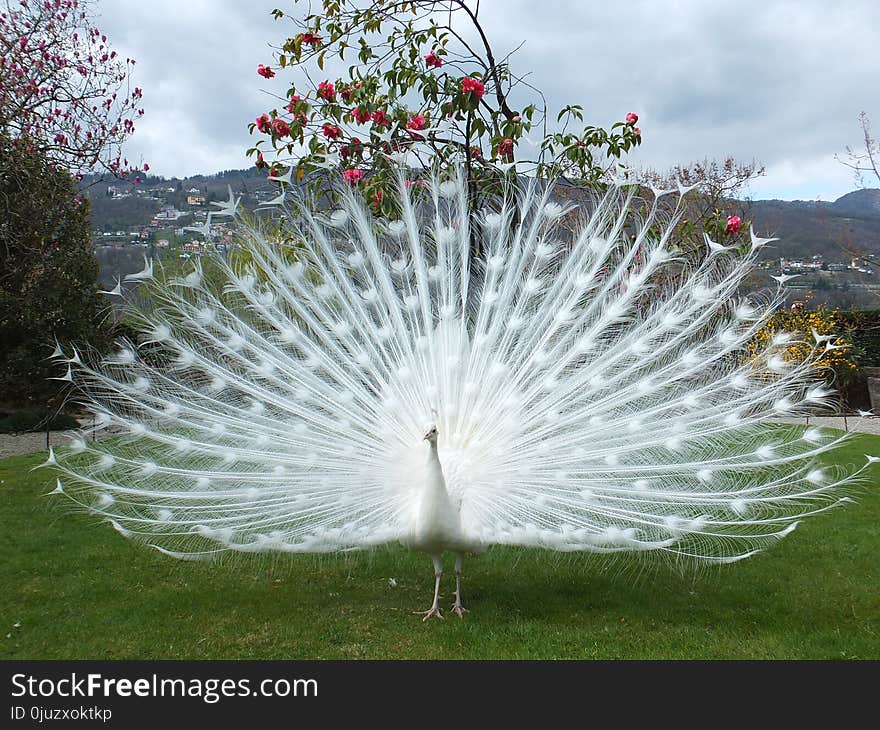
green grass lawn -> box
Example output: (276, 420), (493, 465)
(1, 435), (879, 660)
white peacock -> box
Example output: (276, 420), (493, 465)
(45, 168), (863, 619)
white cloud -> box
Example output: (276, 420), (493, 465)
(97, 0), (880, 198)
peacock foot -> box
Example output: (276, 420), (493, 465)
(451, 602), (468, 617)
(417, 605), (444, 621)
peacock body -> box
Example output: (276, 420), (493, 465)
(47, 169), (864, 618)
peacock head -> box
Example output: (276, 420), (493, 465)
(423, 424), (438, 445)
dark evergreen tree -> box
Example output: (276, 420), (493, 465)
(0, 134), (110, 408)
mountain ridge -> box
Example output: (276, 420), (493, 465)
(82, 170), (880, 308)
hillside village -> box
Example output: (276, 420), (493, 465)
(83, 171), (880, 309)
(86, 169), (285, 288)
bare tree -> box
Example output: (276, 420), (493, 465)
(837, 111), (880, 188)
(637, 156), (765, 254)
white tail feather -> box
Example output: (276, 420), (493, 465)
(48, 169), (855, 564)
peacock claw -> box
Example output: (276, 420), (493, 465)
(418, 606), (444, 621)
(451, 604), (468, 617)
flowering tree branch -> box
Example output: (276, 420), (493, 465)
(0, 0), (145, 178)
(249, 0), (641, 215)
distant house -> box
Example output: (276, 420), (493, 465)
(187, 194), (206, 206)
(182, 241), (207, 254)
(154, 207), (185, 221)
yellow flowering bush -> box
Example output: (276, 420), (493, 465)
(746, 303), (857, 381)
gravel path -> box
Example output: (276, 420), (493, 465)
(0, 428), (121, 460)
(768, 416), (880, 435)
(3, 417), (880, 461)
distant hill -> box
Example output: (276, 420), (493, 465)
(830, 188), (880, 219)
(82, 170), (880, 308)
(748, 189), (880, 262)
(742, 188), (880, 309)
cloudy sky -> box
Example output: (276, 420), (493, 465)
(97, 0), (879, 201)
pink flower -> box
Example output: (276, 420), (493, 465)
(143, 163), (150, 171)
(496, 138), (514, 157)
(317, 80), (335, 100)
(339, 82), (360, 103)
(725, 215), (742, 235)
(371, 109), (390, 129)
(300, 32), (322, 48)
(461, 76), (485, 99)
(352, 107), (371, 124)
(340, 138), (362, 159)
(285, 96), (308, 125)
(424, 51), (442, 68)
(278, 98), (306, 125)
(406, 114), (426, 131)
(255, 113), (271, 133)
(342, 168), (365, 186)
(272, 118), (291, 137)
(625, 112), (639, 125)
(257, 64), (275, 79)
(322, 123), (343, 139)
(632, 128), (640, 138)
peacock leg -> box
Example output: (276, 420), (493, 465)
(451, 553), (468, 617)
(417, 554), (444, 620)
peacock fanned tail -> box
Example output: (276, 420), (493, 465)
(47, 168), (863, 564)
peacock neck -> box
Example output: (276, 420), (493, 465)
(425, 440), (447, 494)
(428, 441), (440, 469)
